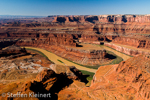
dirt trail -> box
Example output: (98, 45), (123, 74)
(25, 47), (97, 73)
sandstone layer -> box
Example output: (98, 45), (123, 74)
(1, 55), (149, 100)
(104, 42), (150, 56)
(0, 66), (88, 100)
(1, 14), (150, 52)
(58, 55), (150, 100)
(16, 39), (107, 65)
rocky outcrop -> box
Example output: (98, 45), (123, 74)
(48, 33), (77, 47)
(89, 55), (150, 100)
(51, 15), (150, 23)
(112, 36), (150, 49)
(79, 34), (106, 44)
(1, 14), (150, 50)
(0, 45), (27, 57)
(0, 66), (88, 100)
(0, 48), (54, 81)
(58, 55), (150, 100)
(94, 22), (150, 35)
(104, 42), (150, 56)
(1, 55), (150, 100)
(16, 39), (107, 65)
(49, 46), (107, 65)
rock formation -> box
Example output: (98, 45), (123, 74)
(1, 14), (150, 64)
(112, 36), (150, 49)
(104, 42), (150, 56)
(51, 15), (150, 23)
(0, 38), (150, 99)
(58, 55), (150, 100)
(0, 66), (88, 100)
(1, 14), (150, 100)
(0, 45), (27, 58)
(88, 55), (150, 100)
(0, 46), (54, 81)
(16, 39), (107, 65)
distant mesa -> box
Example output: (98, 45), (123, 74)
(49, 14), (150, 23)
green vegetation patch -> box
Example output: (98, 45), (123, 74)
(106, 50), (123, 64)
(80, 70), (95, 80)
(57, 59), (64, 63)
(79, 70), (95, 86)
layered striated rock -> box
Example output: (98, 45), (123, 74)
(16, 39), (107, 65)
(48, 33), (77, 47)
(51, 15), (150, 23)
(1, 55), (150, 100)
(104, 42), (150, 56)
(80, 34), (106, 44)
(89, 55), (150, 100)
(94, 22), (150, 35)
(0, 47), (54, 81)
(0, 45), (27, 58)
(49, 46), (107, 65)
(1, 14), (150, 50)
(0, 66), (88, 100)
(58, 55), (150, 100)
(112, 36), (150, 49)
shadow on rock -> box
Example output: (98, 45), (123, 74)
(70, 67), (89, 84)
(105, 53), (116, 59)
(30, 72), (73, 100)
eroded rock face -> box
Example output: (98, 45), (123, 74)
(0, 45), (27, 58)
(104, 42), (150, 56)
(0, 67), (88, 100)
(52, 15), (150, 23)
(0, 48), (53, 81)
(112, 36), (150, 49)
(1, 55), (150, 100)
(16, 39), (107, 65)
(89, 55), (150, 100)
(1, 14), (150, 51)
(57, 55), (150, 100)
(48, 33), (77, 47)
(80, 34), (106, 44)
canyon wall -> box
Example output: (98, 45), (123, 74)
(0, 14), (150, 59)
(104, 42), (150, 56)
(15, 39), (107, 65)
(51, 15), (150, 35)
(56, 55), (150, 100)
(0, 31), (107, 65)
(88, 55), (150, 100)
(112, 36), (150, 49)
(52, 15), (150, 23)
(94, 22), (150, 34)
(79, 34), (106, 44)
(0, 45), (27, 58)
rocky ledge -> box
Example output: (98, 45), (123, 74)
(104, 42), (150, 56)
(58, 55), (150, 100)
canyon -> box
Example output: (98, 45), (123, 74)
(57, 55), (150, 100)
(1, 15), (150, 55)
(0, 14), (150, 99)
(0, 54), (150, 100)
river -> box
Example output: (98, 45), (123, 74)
(25, 45), (131, 73)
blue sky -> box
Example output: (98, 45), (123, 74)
(0, 0), (149, 16)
